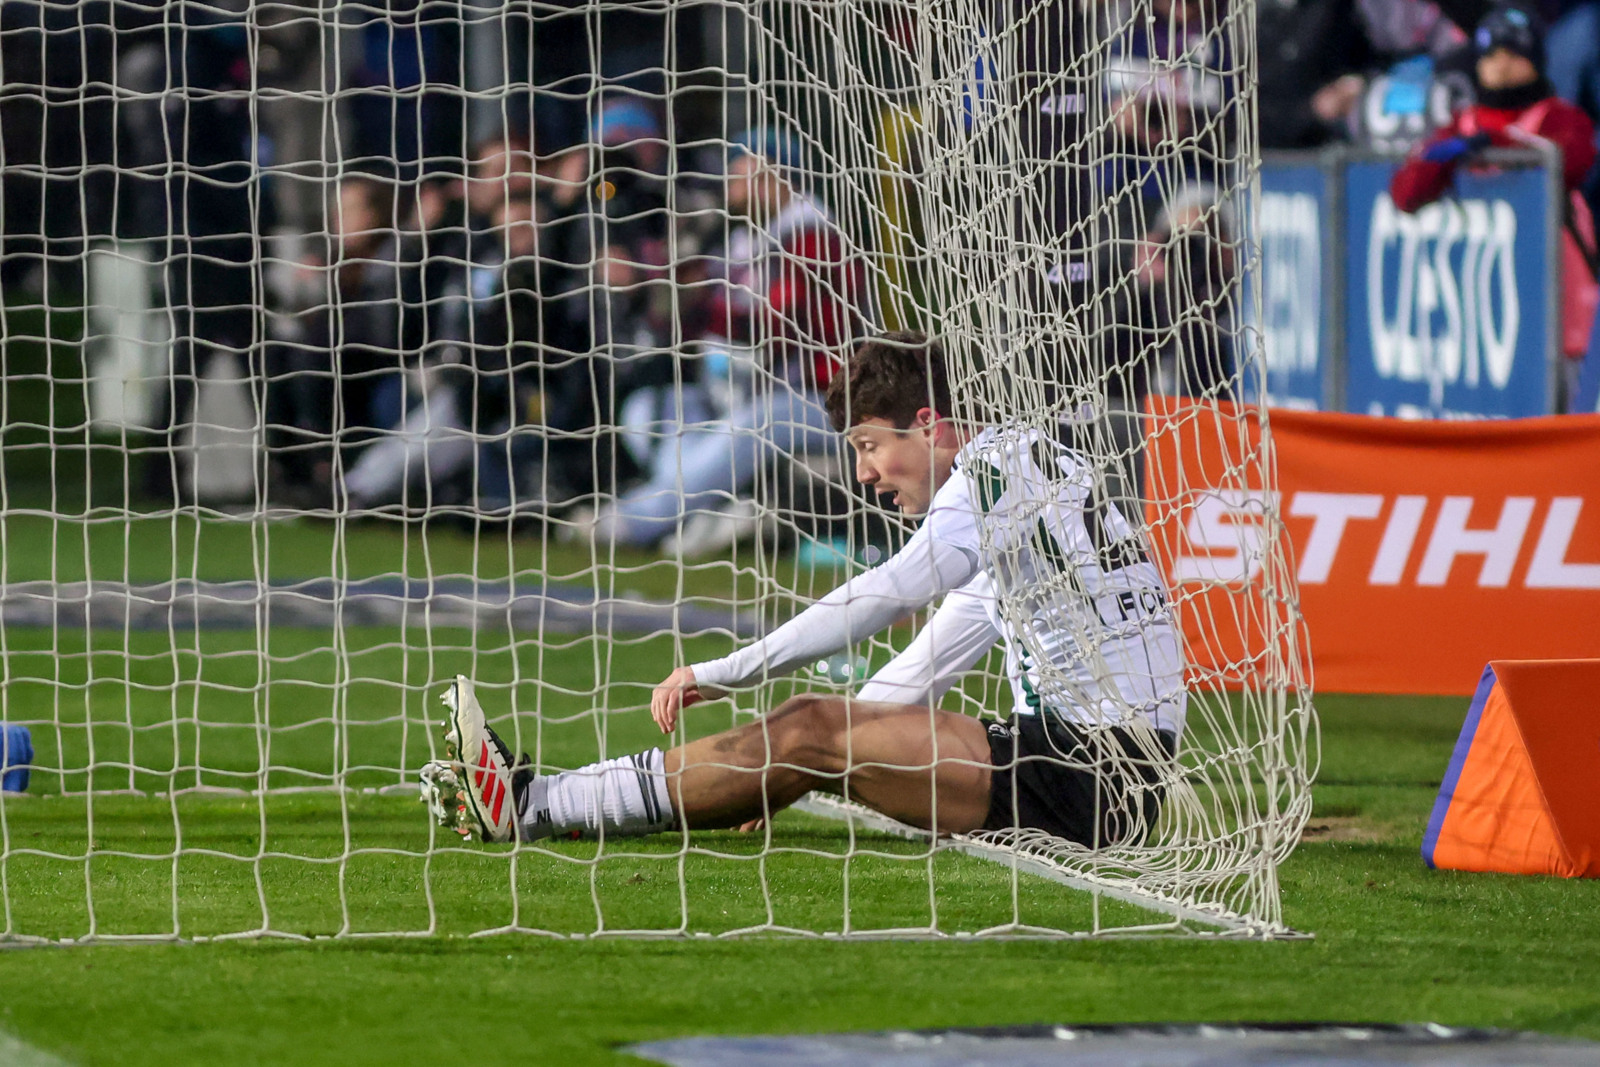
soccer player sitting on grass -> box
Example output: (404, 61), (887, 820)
(421, 331), (1186, 849)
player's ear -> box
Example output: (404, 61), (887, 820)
(917, 407), (961, 447)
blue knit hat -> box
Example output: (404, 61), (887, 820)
(591, 98), (663, 147)
(731, 126), (805, 171)
(1475, 4), (1546, 75)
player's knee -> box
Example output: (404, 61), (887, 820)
(768, 693), (850, 771)
(769, 692), (847, 735)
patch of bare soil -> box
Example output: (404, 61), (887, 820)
(1299, 816), (1387, 843)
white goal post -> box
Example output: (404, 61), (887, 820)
(0, 0), (1315, 941)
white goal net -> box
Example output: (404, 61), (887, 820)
(0, 0), (1315, 941)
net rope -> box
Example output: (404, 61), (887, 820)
(0, 0), (1315, 941)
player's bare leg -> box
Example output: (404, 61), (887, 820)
(421, 680), (991, 842)
(665, 693), (993, 834)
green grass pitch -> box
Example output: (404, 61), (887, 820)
(2, 322), (1598, 1063)
(0, 514), (1595, 1065)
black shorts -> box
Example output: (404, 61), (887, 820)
(982, 714), (1177, 848)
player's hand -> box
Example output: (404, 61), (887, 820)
(650, 666), (704, 733)
(737, 818), (767, 834)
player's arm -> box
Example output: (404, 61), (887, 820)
(650, 524), (981, 731)
(855, 578), (1000, 708)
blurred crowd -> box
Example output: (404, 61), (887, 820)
(286, 113), (870, 560)
(1260, 0), (1599, 398)
(2, 0), (1597, 553)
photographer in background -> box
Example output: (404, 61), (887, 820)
(1391, 3), (1598, 404)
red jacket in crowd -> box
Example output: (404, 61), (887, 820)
(706, 194), (866, 394)
(1391, 93), (1598, 355)
(1391, 93), (1596, 212)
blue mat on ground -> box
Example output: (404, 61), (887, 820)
(0, 577), (760, 637)
(630, 1024), (1598, 1067)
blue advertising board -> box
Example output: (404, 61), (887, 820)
(1578, 311), (1600, 413)
(1342, 159), (1556, 418)
(1257, 160), (1332, 409)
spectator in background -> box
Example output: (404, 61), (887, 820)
(576, 96), (675, 457)
(1258, 0), (1372, 149)
(1105, 0), (1230, 83)
(587, 96), (672, 258)
(262, 170), (414, 506)
(144, 9), (276, 502)
(1100, 66), (1221, 218)
(1392, 5), (1594, 210)
(478, 186), (620, 513)
(340, 174), (500, 510)
(532, 144), (601, 380)
(562, 98), (732, 514)
(1302, 0), (1492, 152)
(1257, 0), (1465, 149)
(432, 134), (539, 397)
(1546, 0), (1600, 218)
(465, 135), (537, 232)
(1391, 2), (1598, 401)
(342, 0), (459, 184)
(475, 192), (597, 511)
(264, 172), (405, 507)
(336, 135), (545, 509)
(0, 0), (120, 296)
(1121, 184), (1241, 399)
(1102, 0), (1230, 212)
(477, 97), (682, 510)
(396, 173), (471, 369)
(342, 125), (664, 515)
(580, 127), (866, 555)
(326, 173), (408, 433)
(1155, 187), (1240, 398)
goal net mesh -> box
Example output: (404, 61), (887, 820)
(0, 0), (1315, 941)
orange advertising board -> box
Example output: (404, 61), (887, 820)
(1145, 401), (1600, 695)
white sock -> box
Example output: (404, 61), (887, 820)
(518, 748), (675, 841)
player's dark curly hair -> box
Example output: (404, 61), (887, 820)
(825, 331), (954, 432)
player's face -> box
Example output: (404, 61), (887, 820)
(846, 413), (950, 515)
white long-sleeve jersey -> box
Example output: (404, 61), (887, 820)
(691, 425), (1187, 736)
